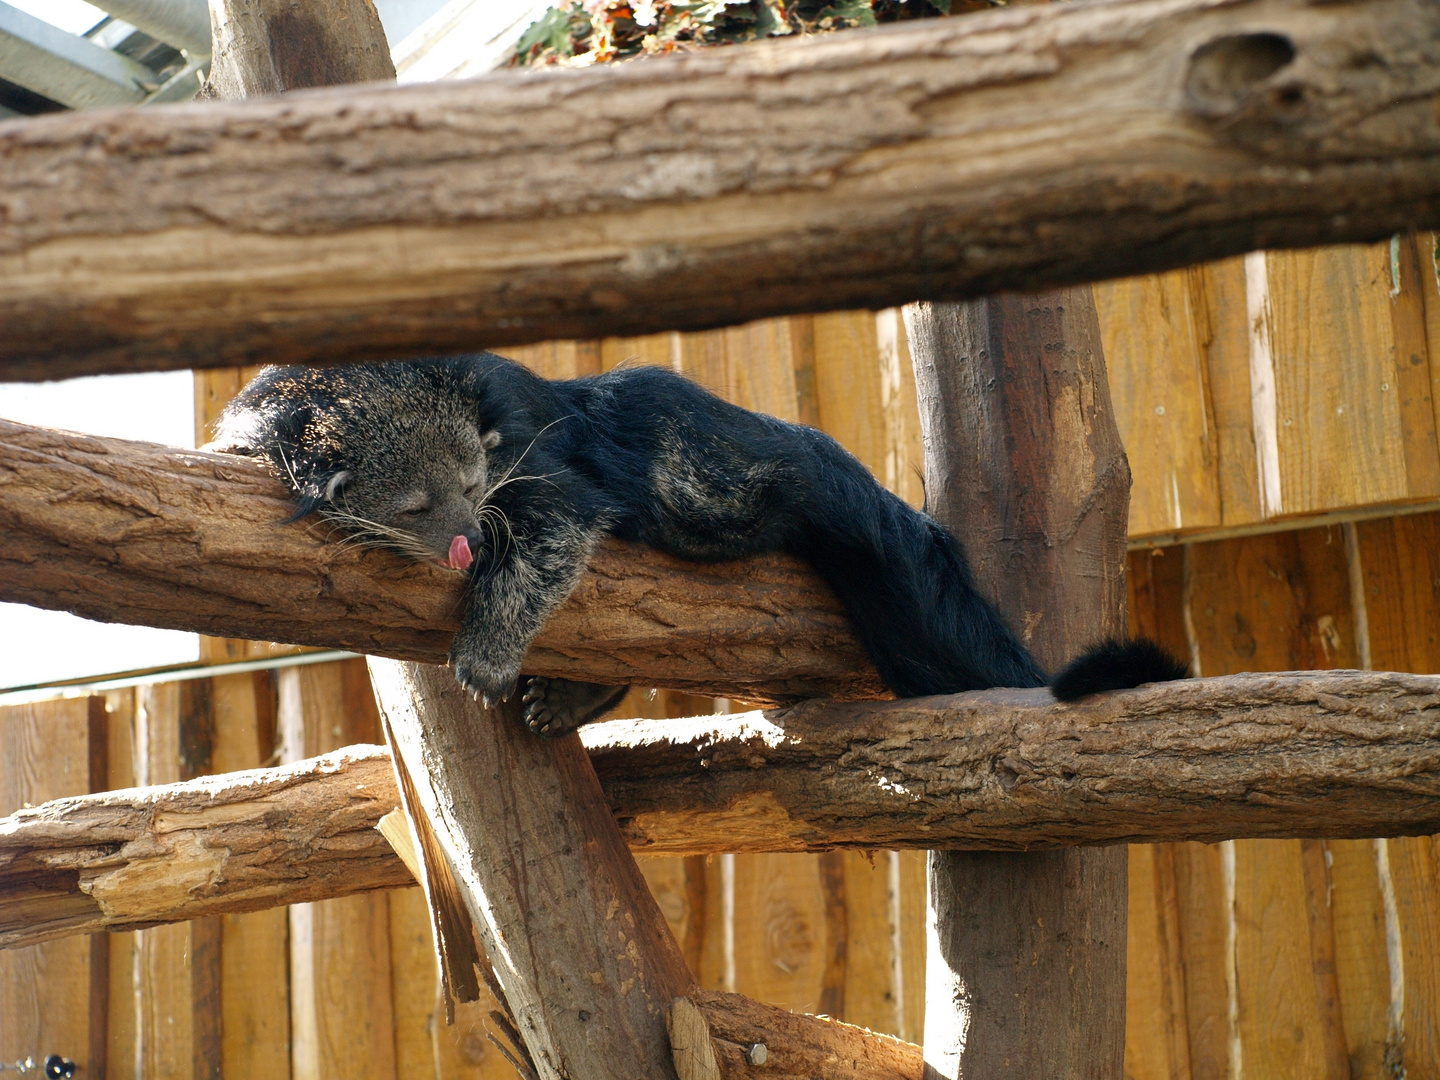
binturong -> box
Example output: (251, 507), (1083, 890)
(212, 354), (1187, 736)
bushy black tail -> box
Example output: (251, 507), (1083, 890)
(1050, 639), (1189, 702)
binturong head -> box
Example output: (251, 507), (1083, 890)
(209, 360), (504, 572)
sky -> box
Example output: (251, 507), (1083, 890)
(0, 372), (200, 688)
(7, 0), (106, 34)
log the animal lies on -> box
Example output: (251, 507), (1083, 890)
(0, 417), (883, 704)
(209, 354), (1183, 732)
(5, 670), (1440, 951)
(0, 0), (1438, 380)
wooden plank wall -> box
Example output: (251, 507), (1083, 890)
(6, 238), (1440, 1074)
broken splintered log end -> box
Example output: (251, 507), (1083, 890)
(375, 807), (420, 881)
(669, 996), (722, 1080)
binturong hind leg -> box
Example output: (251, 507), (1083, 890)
(521, 677), (629, 736)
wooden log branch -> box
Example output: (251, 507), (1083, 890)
(2, 0), (1439, 379)
(7, 670), (1440, 950)
(0, 419), (883, 704)
(367, 658), (692, 1080)
(908, 289), (1131, 1075)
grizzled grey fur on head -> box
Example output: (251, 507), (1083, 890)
(215, 353), (1186, 735)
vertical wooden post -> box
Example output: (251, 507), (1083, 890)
(204, 0), (395, 98)
(905, 291), (1131, 1078)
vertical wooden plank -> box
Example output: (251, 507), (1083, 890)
(104, 688), (140, 1080)
(389, 884), (441, 1080)
(1256, 244), (1418, 515)
(728, 854), (830, 1016)
(675, 319), (800, 422)
(725, 319), (802, 423)
(1353, 506), (1440, 1079)
(838, 851), (901, 1036)
(1095, 270), (1221, 537)
(1353, 511), (1440, 673)
(133, 681), (222, 1080)
(1171, 843), (1232, 1080)
(1127, 547), (1190, 665)
(389, 883), (516, 1080)
(211, 671), (291, 1079)
(635, 856), (706, 979)
(280, 659), (398, 1080)
(1414, 234), (1440, 444)
(789, 315), (822, 430)
(811, 310), (887, 474)
(1387, 237), (1440, 497)
(506, 339), (603, 381)
(897, 849), (927, 1046)
(599, 331), (680, 373)
(873, 309), (926, 509)
(0, 698), (97, 1074)
(1325, 839), (1393, 1080)
(1232, 839), (1344, 1080)
(1298, 839), (1354, 1080)
(1386, 835), (1440, 1077)
(1185, 527), (1356, 676)
(1196, 256), (1264, 527)
(1124, 844), (1191, 1080)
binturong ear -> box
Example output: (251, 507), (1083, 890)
(325, 470), (355, 501)
(481, 430), (501, 450)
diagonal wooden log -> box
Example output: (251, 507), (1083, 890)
(1, 0), (1439, 380)
(367, 659), (691, 1080)
(366, 658), (922, 1080)
(6, 670), (1440, 950)
(0, 419), (882, 704)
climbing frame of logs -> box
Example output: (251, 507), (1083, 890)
(6, 0), (1440, 1076)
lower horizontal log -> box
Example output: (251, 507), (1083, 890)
(5, 670), (1440, 949)
(672, 991), (923, 1079)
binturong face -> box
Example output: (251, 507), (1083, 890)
(321, 415), (503, 573)
(210, 360), (513, 575)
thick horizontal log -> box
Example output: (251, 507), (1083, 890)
(0, 419), (883, 704)
(5, 670), (1440, 949)
(1, 0), (1438, 379)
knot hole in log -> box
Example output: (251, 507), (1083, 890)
(1185, 32), (1297, 117)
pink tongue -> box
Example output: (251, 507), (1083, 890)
(447, 535), (473, 571)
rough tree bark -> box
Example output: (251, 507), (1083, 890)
(367, 659), (691, 1080)
(7, 669), (1440, 950)
(907, 292), (1130, 1078)
(203, 0), (395, 99)
(365, 660), (919, 1080)
(0, 419), (881, 703)
(1, 0), (1438, 379)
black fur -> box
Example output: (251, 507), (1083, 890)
(1050, 639), (1190, 702)
(214, 353), (1182, 730)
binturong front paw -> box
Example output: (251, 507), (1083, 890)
(520, 677), (629, 737)
(448, 634), (521, 709)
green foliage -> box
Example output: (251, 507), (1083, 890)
(513, 4), (590, 63)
